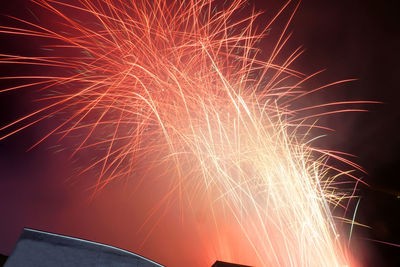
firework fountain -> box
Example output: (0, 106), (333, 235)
(0, 0), (369, 266)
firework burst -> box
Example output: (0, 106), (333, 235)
(0, 0), (370, 266)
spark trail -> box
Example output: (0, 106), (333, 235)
(0, 0), (368, 266)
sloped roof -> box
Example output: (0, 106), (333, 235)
(4, 228), (163, 267)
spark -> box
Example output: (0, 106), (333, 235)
(0, 0), (370, 266)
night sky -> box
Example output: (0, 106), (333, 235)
(0, 0), (399, 266)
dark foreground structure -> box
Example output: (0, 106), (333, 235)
(0, 254), (7, 266)
(3, 228), (163, 267)
(2, 228), (252, 266)
(212, 261), (252, 267)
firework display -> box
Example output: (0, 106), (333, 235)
(0, 0), (371, 266)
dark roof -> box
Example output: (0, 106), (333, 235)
(4, 228), (163, 267)
(212, 260), (252, 267)
(0, 254), (8, 266)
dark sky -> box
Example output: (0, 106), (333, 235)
(0, 0), (399, 266)
(280, 1), (400, 265)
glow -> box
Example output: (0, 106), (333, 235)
(0, 0), (368, 266)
